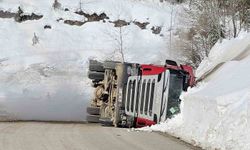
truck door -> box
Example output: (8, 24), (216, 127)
(158, 70), (170, 122)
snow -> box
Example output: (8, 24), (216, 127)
(139, 32), (250, 150)
(0, 0), (182, 121)
(2, 0), (250, 148)
(196, 32), (250, 80)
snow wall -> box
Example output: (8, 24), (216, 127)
(140, 32), (250, 150)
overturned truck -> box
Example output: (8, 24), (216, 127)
(86, 59), (195, 127)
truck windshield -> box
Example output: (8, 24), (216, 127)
(167, 70), (184, 117)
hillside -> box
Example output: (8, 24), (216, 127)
(0, 0), (182, 121)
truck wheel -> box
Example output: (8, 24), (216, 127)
(88, 71), (104, 80)
(103, 61), (120, 69)
(99, 118), (113, 126)
(86, 115), (100, 123)
(89, 60), (104, 72)
(87, 106), (100, 115)
(89, 65), (104, 72)
(91, 81), (101, 88)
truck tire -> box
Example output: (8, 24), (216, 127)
(87, 106), (100, 115)
(103, 61), (120, 69)
(89, 65), (104, 72)
(88, 71), (104, 80)
(91, 81), (101, 88)
(86, 115), (100, 123)
(89, 60), (104, 72)
(99, 118), (113, 126)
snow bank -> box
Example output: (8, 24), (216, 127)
(196, 32), (250, 80)
(139, 32), (250, 150)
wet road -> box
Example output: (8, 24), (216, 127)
(0, 122), (199, 150)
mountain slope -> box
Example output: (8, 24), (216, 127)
(0, 0), (181, 121)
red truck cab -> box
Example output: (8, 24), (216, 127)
(124, 60), (195, 127)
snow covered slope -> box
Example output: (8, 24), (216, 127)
(140, 32), (250, 150)
(0, 0), (181, 121)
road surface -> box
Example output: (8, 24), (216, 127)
(0, 122), (200, 150)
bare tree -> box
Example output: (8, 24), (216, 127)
(169, 4), (174, 57)
(79, 0), (82, 11)
(102, 2), (130, 63)
(174, 0), (226, 66)
(168, 0), (250, 67)
(104, 26), (129, 63)
(118, 27), (125, 63)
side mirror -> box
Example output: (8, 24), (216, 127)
(165, 60), (178, 66)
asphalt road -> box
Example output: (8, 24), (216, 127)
(0, 122), (199, 150)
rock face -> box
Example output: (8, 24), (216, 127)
(14, 7), (43, 23)
(111, 20), (130, 27)
(64, 20), (86, 26)
(133, 21), (150, 29)
(75, 11), (109, 22)
(0, 10), (16, 18)
(0, 7), (43, 22)
(44, 25), (52, 29)
(0, 6), (164, 36)
(151, 26), (162, 34)
(62, 11), (110, 26)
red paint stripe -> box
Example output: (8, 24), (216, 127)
(136, 117), (156, 128)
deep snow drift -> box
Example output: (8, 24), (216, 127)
(0, 0), (182, 121)
(139, 32), (250, 150)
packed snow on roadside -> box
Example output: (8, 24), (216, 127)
(0, 0), (184, 121)
(138, 32), (250, 150)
